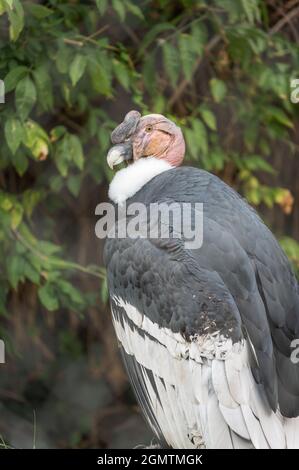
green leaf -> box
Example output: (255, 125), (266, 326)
(10, 151), (28, 176)
(62, 81), (73, 105)
(54, 138), (69, 177)
(26, 3), (53, 19)
(113, 60), (130, 91)
(8, 0), (24, 41)
(38, 284), (59, 311)
(50, 175), (64, 192)
(241, 0), (260, 24)
(259, 138), (270, 156)
(38, 240), (61, 256)
(125, 0), (144, 20)
(68, 135), (84, 170)
(266, 106), (293, 129)
(33, 64), (53, 111)
(88, 55), (112, 97)
(70, 54), (87, 86)
(23, 189), (44, 217)
(192, 119), (208, 155)
(0, 192), (13, 211)
(185, 128), (198, 160)
(95, 0), (108, 15)
(10, 203), (23, 229)
(162, 42), (179, 89)
(0, 0), (7, 15)
(210, 149), (226, 171)
(191, 21), (207, 53)
(55, 44), (72, 75)
(67, 175), (81, 197)
(54, 134), (84, 176)
(152, 94), (165, 114)
(5, 0), (16, 9)
(280, 237), (299, 267)
(15, 76), (37, 121)
(112, 0), (125, 21)
(98, 127), (110, 151)
(4, 66), (28, 93)
(214, 0), (243, 22)
(200, 107), (217, 131)
(50, 126), (66, 142)
(23, 121), (49, 160)
(246, 187), (262, 205)
(6, 255), (25, 289)
(24, 260), (39, 284)
(59, 280), (84, 305)
(101, 277), (108, 303)
(4, 117), (24, 154)
(210, 78), (227, 103)
(23, 121), (48, 146)
(244, 155), (275, 174)
(179, 34), (195, 81)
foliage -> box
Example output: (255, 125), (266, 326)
(280, 237), (299, 277)
(0, 0), (298, 321)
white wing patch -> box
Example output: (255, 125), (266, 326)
(111, 296), (298, 449)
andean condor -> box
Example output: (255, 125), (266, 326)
(103, 110), (299, 449)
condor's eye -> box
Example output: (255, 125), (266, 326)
(145, 125), (153, 133)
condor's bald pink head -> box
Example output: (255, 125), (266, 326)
(107, 111), (185, 169)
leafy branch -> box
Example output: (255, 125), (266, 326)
(12, 229), (106, 281)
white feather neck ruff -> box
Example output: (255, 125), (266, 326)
(108, 157), (172, 205)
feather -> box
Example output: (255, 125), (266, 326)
(284, 417), (299, 449)
(230, 432), (254, 449)
(207, 393), (234, 448)
(240, 404), (269, 449)
(212, 359), (238, 409)
(219, 404), (250, 440)
(111, 299), (295, 449)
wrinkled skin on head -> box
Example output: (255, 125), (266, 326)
(132, 114), (175, 160)
(107, 110), (185, 169)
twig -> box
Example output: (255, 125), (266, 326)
(80, 26), (110, 46)
(120, 23), (140, 46)
(87, 24), (110, 40)
(168, 35), (221, 108)
(63, 38), (84, 47)
(269, 5), (299, 34)
(63, 26), (109, 48)
(270, 0), (299, 21)
(269, 1), (299, 40)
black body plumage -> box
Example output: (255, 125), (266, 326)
(104, 166), (299, 446)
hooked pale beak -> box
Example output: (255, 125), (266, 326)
(107, 142), (133, 169)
